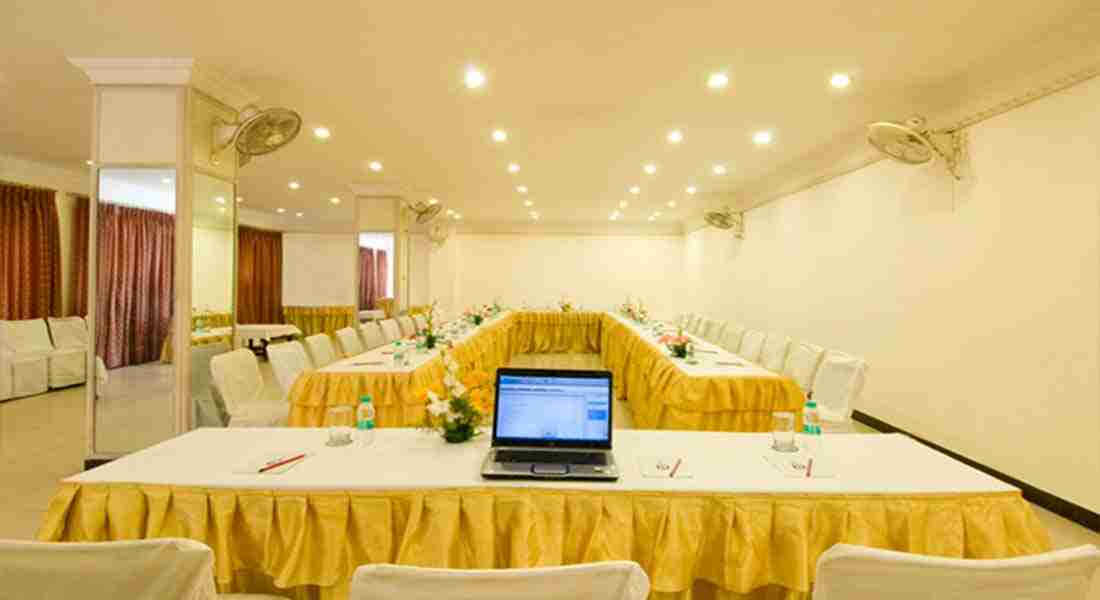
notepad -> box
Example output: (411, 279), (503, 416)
(762, 452), (836, 478)
(639, 456), (693, 479)
(233, 451), (310, 475)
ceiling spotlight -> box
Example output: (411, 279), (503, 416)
(685, 185), (697, 194)
(753, 130), (773, 145)
(368, 161), (383, 172)
(712, 164), (728, 175)
(629, 186), (640, 195)
(707, 72), (729, 89)
(329, 197), (341, 205)
(312, 126), (331, 139)
(217, 206), (227, 214)
(524, 200), (534, 207)
(464, 66), (486, 89)
(609, 214), (618, 221)
(619, 200), (628, 208)
(428, 197), (439, 205)
(643, 163), (657, 175)
(446, 208), (455, 215)
(295, 212), (304, 218)
(507, 163), (520, 173)
(288, 181), (301, 190)
(647, 215), (656, 222)
(655, 211), (663, 217)
(236, 196), (244, 203)
(276, 208), (286, 213)
(516, 185), (528, 194)
(214, 196), (226, 205)
(530, 211), (540, 220)
(830, 73), (852, 89)
(491, 129), (508, 143)
(667, 130), (683, 144)
(667, 200), (677, 208)
(84, 160), (94, 166)
(455, 213), (463, 220)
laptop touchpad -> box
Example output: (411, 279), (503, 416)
(531, 464), (568, 475)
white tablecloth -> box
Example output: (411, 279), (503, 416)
(234, 324), (303, 346)
(358, 310), (385, 321)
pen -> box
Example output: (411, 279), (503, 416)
(669, 458), (682, 478)
(258, 453), (306, 474)
(805, 457), (814, 478)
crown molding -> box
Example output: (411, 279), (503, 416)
(67, 57), (196, 85)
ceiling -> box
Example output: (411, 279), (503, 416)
(1, 1), (1098, 230)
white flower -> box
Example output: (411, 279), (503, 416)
(426, 390), (440, 403)
(444, 373), (458, 389)
(451, 381), (467, 397)
(427, 397), (449, 417)
(444, 355), (459, 373)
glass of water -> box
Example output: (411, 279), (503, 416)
(326, 405), (354, 447)
(771, 411), (798, 453)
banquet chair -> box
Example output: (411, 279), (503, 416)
(739, 329), (766, 362)
(413, 314), (428, 333)
(813, 543), (1100, 600)
(0, 319), (52, 400)
(358, 322), (387, 351)
(0, 538), (285, 600)
(686, 314), (704, 335)
(45, 316), (90, 387)
(192, 342), (231, 427)
(812, 350), (868, 431)
(783, 341), (825, 397)
(704, 320), (727, 344)
(378, 319), (402, 343)
(760, 332), (791, 373)
(209, 349), (287, 427)
(305, 334), (339, 368)
(267, 341), (313, 402)
(720, 322), (746, 353)
(335, 327), (365, 357)
(397, 316), (417, 337)
(350, 561), (650, 600)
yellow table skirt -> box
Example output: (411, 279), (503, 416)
(283, 306), (357, 338)
(510, 310), (603, 354)
(38, 483), (1051, 600)
(159, 330), (233, 364)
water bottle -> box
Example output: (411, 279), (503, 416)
(801, 398), (821, 457)
(393, 340), (406, 367)
(356, 395), (376, 446)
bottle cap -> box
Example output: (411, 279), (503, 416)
(360, 395), (372, 403)
(805, 400), (817, 408)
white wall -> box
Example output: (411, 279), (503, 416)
(191, 226), (233, 313)
(686, 76), (1100, 512)
(282, 233), (357, 306)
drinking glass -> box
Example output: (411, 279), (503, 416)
(326, 405), (354, 447)
(771, 411), (798, 453)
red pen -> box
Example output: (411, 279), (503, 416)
(258, 453), (306, 474)
(805, 457), (814, 479)
(669, 458), (682, 479)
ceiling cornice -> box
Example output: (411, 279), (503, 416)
(67, 57), (257, 111)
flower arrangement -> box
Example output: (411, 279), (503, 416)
(659, 328), (691, 359)
(421, 300), (439, 349)
(463, 305), (490, 326)
(621, 299), (649, 323)
(559, 298), (574, 312)
(419, 349), (493, 443)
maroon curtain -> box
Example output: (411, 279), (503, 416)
(0, 182), (63, 320)
(70, 195), (89, 316)
(96, 203), (175, 369)
(359, 247), (376, 310)
(237, 226), (283, 324)
(374, 249), (388, 307)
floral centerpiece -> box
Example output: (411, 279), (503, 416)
(559, 298), (574, 312)
(659, 328), (691, 359)
(463, 305), (490, 326)
(419, 349), (493, 443)
(621, 299), (648, 323)
(421, 300), (439, 349)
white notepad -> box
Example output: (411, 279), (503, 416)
(762, 452), (836, 478)
(638, 456), (693, 479)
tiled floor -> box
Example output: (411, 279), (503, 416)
(1, 353), (1096, 597)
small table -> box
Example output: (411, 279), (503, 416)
(235, 324), (303, 358)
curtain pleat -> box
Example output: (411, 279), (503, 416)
(0, 182), (63, 320)
(358, 247), (376, 311)
(237, 226), (283, 325)
(374, 249), (388, 308)
(70, 195), (90, 316)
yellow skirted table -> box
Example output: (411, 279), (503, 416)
(38, 429), (1053, 600)
(160, 326), (234, 363)
(283, 306), (357, 337)
(510, 310), (603, 354)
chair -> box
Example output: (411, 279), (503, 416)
(191, 342), (231, 427)
(783, 341), (825, 396)
(813, 543), (1100, 600)
(0, 537), (285, 600)
(413, 314), (428, 333)
(760, 332), (791, 372)
(687, 314), (704, 336)
(304, 333), (338, 368)
(378, 319), (402, 343)
(350, 561), (650, 600)
(358, 322), (387, 351)
(813, 350), (868, 425)
(720, 322), (746, 353)
(738, 329), (766, 362)
(704, 320), (727, 344)
(335, 327), (364, 357)
(397, 316), (417, 337)
(0, 319), (52, 400)
(209, 348), (287, 427)
(45, 316), (90, 388)
(267, 341), (313, 402)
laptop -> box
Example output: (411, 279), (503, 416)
(481, 368), (620, 481)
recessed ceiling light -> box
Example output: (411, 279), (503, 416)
(296, 212), (304, 218)
(236, 196), (244, 203)
(530, 211), (540, 220)
(464, 66), (486, 89)
(455, 213), (463, 220)
(491, 129), (508, 143)
(629, 186), (640, 195)
(830, 73), (852, 89)
(329, 197), (341, 205)
(619, 200), (628, 208)
(712, 164), (728, 175)
(643, 163), (657, 175)
(161, 177), (171, 184)
(288, 181), (301, 190)
(214, 196), (226, 205)
(368, 161), (383, 172)
(685, 185), (697, 194)
(524, 200), (534, 207)
(312, 126), (331, 139)
(428, 197), (439, 205)
(707, 72), (729, 90)
(276, 208), (286, 213)
(446, 208), (455, 215)
(84, 160), (94, 166)
(753, 130), (773, 145)
(217, 206), (227, 214)
(667, 130), (683, 144)
(507, 163), (520, 173)
(516, 185), (528, 194)
(667, 201), (677, 208)
(647, 215), (656, 222)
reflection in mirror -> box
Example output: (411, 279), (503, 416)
(93, 168), (176, 454)
(358, 232), (393, 321)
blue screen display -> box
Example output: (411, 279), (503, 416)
(495, 375), (611, 442)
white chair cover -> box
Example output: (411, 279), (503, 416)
(686, 314), (704, 335)
(267, 341), (312, 402)
(350, 561), (650, 600)
(191, 342), (231, 427)
(378, 319), (402, 343)
(738, 329), (766, 362)
(209, 349), (285, 427)
(335, 327), (364, 357)
(0, 319), (51, 399)
(760, 332), (791, 373)
(304, 334), (338, 368)
(45, 316), (87, 387)
(783, 341), (824, 395)
(413, 315), (428, 333)
(814, 543), (1100, 600)
(358, 322), (387, 351)
(396, 316), (417, 337)
(705, 320), (727, 344)
(721, 322), (746, 353)
(812, 350), (868, 422)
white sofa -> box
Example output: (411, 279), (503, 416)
(0, 319), (52, 400)
(45, 317), (89, 388)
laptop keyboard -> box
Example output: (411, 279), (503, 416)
(496, 449), (608, 466)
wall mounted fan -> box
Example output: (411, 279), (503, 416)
(211, 104), (302, 168)
(704, 207), (744, 239)
(406, 200), (443, 225)
(867, 115), (963, 180)
(428, 222), (451, 247)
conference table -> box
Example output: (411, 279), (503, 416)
(287, 311), (805, 432)
(39, 428), (1052, 600)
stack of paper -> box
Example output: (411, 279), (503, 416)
(638, 456), (693, 479)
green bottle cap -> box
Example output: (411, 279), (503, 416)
(360, 395), (372, 403)
(805, 400), (817, 408)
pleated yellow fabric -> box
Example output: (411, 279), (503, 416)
(193, 312), (233, 329)
(39, 483), (1051, 600)
(159, 330), (233, 363)
(510, 311), (603, 354)
(283, 306), (357, 337)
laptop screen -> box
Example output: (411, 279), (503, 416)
(492, 370), (613, 448)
